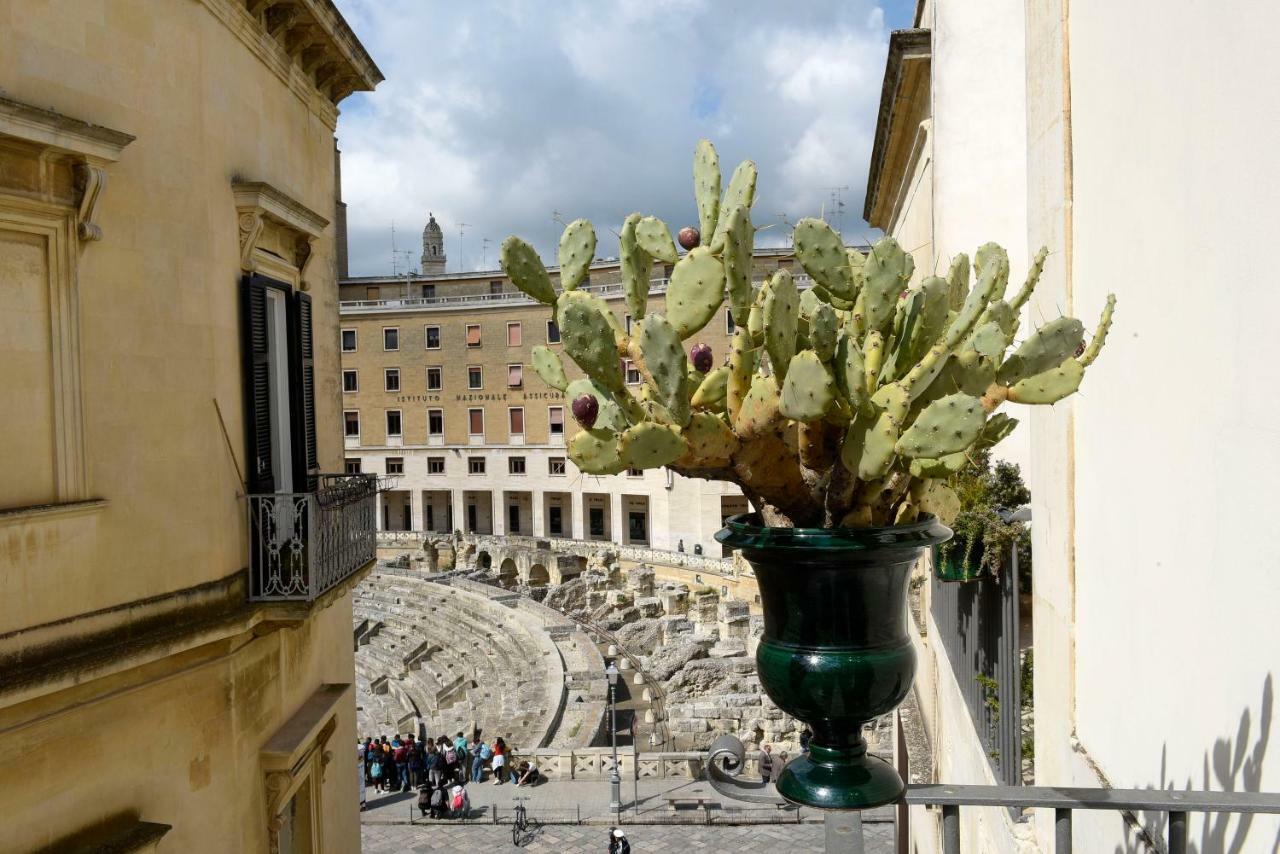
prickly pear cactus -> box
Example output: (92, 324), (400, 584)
(501, 140), (1117, 528)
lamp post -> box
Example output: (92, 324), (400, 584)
(606, 661), (621, 816)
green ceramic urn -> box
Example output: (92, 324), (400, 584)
(716, 513), (951, 810)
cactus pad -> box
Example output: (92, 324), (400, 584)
(998, 316), (1085, 384)
(558, 219), (596, 291)
(895, 392), (986, 458)
(678, 411), (739, 467)
(666, 246), (726, 340)
(569, 428), (625, 475)
(863, 237), (912, 333)
(532, 344), (569, 391)
(619, 421), (687, 469)
(946, 253), (970, 311)
(1079, 294), (1117, 367)
(710, 159), (758, 252)
(809, 302), (839, 363)
(734, 373), (781, 439)
(693, 139), (721, 241)
(691, 366), (729, 412)
(557, 291), (625, 391)
(635, 215), (679, 264)
(620, 213), (651, 321)
(763, 269), (799, 387)
(727, 328), (753, 422)
(565, 378), (629, 433)
(635, 313), (690, 425)
(501, 236), (557, 305)
(723, 205), (755, 327)
(1007, 357), (1085, 404)
(793, 217), (856, 300)
(779, 350), (837, 422)
(835, 329), (868, 412)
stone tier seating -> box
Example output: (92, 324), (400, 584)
(353, 565), (603, 751)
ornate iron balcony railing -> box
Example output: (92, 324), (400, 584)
(247, 473), (378, 601)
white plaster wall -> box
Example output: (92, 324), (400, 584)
(1027, 2), (1280, 851)
(928, 0), (1031, 471)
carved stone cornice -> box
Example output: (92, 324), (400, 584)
(0, 95), (133, 243)
(261, 683), (348, 851)
(232, 179), (329, 286)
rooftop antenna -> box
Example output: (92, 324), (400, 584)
(552, 210), (568, 264)
(458, 222), (471, 273)
(826, 186), (850, 236)
(481, 237), (492, 270)
(776, 213), (793, 248)
(390, 221), (399, 276)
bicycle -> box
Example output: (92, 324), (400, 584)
(511, 796), (538, 847)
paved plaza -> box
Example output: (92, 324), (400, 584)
(360, 777), (894, 852)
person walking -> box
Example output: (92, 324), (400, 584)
(758, 743), (774, 784)
(358, 744), (367, 811)
(491, 737), (507, 784)
(608, 827), (631, 853)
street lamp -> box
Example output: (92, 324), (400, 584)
(605, 661), (621, 815)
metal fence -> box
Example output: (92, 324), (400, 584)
(928, 540), (1023, 786)
(247, 473), (378, 601)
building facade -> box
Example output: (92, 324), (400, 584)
(338, 247), (822, 555)
(0, 2), (381, 851)
(870, 2), (1280, 853)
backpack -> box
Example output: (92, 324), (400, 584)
(445, 748), (457, 764)
(370, 761), (382, 779)
(450, 788), (465, 811)
(479, 743), (492, 760)
(431, 787), (445, 808)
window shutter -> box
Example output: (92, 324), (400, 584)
(242, 276), (275, 494)
(289, 289), (318, 487)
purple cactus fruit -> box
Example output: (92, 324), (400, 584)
(572, 394), (599, 429)
(678, 226), (700, 251)
(690, 342), (713, 373)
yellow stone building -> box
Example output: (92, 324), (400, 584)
(337, 242), (837, 555)
(0, 2), (381, 851)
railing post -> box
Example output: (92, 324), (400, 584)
(307, 494), (319, 599)
(1054, 807), (1072, 853)
(1168, 810), (1187, 854)
(941, 804), (960, 854)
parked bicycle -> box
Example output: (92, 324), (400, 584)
(511, 796), (538, 847)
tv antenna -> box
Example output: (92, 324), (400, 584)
(825, 186), (850, 235)
(776, 213), (793, 248)
(458, 222), (471, 272)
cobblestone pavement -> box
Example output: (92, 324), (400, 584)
(362, 821), (895, 852)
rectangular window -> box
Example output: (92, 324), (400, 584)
(425, 325), (441, 349)
(549, 457), (566, 476)
(468, 457), (486, 475)
(468, 408), (484, 436)
(509, 456), (526, 475)
(490, 281), (504, 295)
(625, 360), (641, 385)
(468, 366), (483, 390)
(548, 407), (564, 435)
(384, 368), (400, 392)
(345, 458), (362, 474)
(726, 311), (736, 333)
(427, 366), (442, 390)
(507, 321), (522, 347)
(627, 467), (643, 477)
(344, 411), (360, 437)
(508, 503), (521, 533)
(423, 284), (436, 299)
(428, 409), (444, 436)
(383, 327), (399, 351)
(624, 314), (633, 334)
(589, 507), (605, 536)
(507, 364), (523, 388)
(366, 286), (380, 301)
(386, 410), (402, 437)
(466, 324), (482, 347)
(508, 407), (524, 436)
(386, 457), (404, 475)
(549, 505), (563, 535)
(427, 456), (445, 474)
(546, 320), (561, 343)
(342, 329), (357, 352)
(343, 370), (358, 393)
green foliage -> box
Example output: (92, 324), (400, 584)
(939, 450), (1032, 577)
(502, 139), (1116, 528)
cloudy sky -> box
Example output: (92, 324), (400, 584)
(333, 0), (913, 277)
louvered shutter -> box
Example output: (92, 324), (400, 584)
(242, 276), (275, 494)
(289, 289), (319, 489)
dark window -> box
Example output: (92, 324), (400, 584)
(589, 507), (605, 536)
(468, 366), (483, 389)
(549, 457), (566, 475)
(490, 281), (504, 295)
(629, 511), (647, 543)
(427, 366), (442, 390)
(546, 320), (560, 343)
(425, 326), (441, 349)
(423, 284), (436, 299)
(509, 457), (526, 475)
(726, 311), (736, 334)
(427, 457), (445, 474)
(468, 457), (486, 475)
(345, 458), (362, 474)
(549, 407), (564, 435)
(384, 368), (400, 392)
(428, 409), (443, 436)
(383, 327), (399, 350)
(508, 503), (520, 532)
(341, 329), (356, 352)
(344, 411), (360, 437)
(343, 370), (358, 392)
(386, 457), (404, 475)
(386, 410), (402, 436)
(548, 505), (563, 535)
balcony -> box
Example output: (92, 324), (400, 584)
(338, 273), (814, 313)
(247, 473), (378, 602)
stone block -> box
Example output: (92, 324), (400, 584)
(717, 600), (750, 621)
(626, 566), (655, 596)
(635, 596), (663, 618)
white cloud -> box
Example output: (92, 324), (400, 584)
(334, 0), (909, 275)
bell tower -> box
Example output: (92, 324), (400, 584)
(421, 213), (446, 275)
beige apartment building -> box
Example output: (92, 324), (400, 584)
(0, 2), (380, 852)
(337, 245), (829, 555)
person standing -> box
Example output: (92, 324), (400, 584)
(758, 743), (774, 784)
(358, 744), (367, 811)
(491, 737), (507, 784)
(799, 727), (812, 753)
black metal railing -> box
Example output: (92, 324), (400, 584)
(247, 473), (377, 601)
(929, 525), (1025, 786)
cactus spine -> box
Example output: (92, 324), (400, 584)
(501, 140), (1116, 528)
